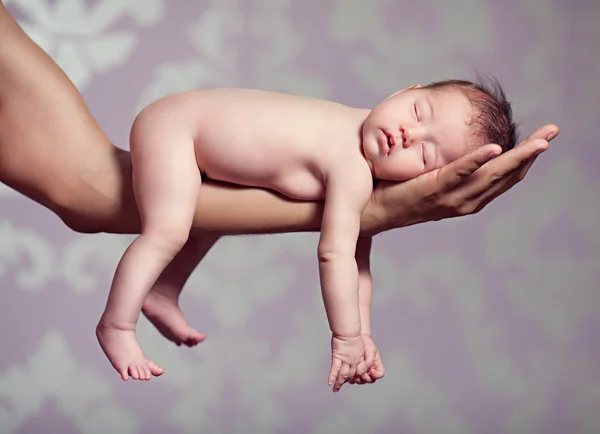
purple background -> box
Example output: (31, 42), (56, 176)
(1, 0), (598, 433)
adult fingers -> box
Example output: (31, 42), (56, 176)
(436, 144), (502, 192)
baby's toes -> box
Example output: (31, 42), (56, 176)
(129, 366), (140, 380)
(148, 361), (164, 377)
(186, 337), (201, 347)
(136, 365), (146, 381)
(118, 367), (129, 381)
(142, 365), (152, 381)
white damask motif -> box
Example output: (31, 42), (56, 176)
(61, 233), (132, 294)
(377, 249), (524, 394)
(0, 330), (137, 434)
(513, 0), (567, 117)
(7, 0), (165, 90)
(231, 306), (328, 433)
(396, 243), (600, 433)
(186, 235), (303, 326)
(0, 221), (55, 291)
(60, 232), (301, 325)
(330, 0), (494, 93)
(354, 246), (572, 432)
(484, 158), (600, 342)
(139, 300), (327, 434)
(158, 329), (276, 433)
(246, 0), (327, 96)
(137, 0), (328, 111)
(135, 0), (241, 109)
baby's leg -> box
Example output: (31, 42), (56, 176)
(97, 104), (201, 381)
(142, 233), (220, 346)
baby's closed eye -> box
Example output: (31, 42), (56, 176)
(413, 103), (419, 122)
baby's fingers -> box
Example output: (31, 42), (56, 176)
(360, 372), (375, 383)
(364, 349), (376, 370)
(333, 363), (351, 393)
(356, 360), (367, 377)
(369, 360), (386, 380)
(328, 358), (342, 386)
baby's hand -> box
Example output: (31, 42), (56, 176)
(348, 335), (385, 385)
(328, 334), (366, 392)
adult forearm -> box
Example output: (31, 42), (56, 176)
(192, 179), (324, 235)
(65, 151), (382, 236)
(59, 149), (326, 235)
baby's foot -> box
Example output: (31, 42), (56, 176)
(142, 290), (206, 347)
(96, 319), (164, 381)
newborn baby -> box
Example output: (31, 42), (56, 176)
(96, 78), (517, 391)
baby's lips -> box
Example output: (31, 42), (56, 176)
(385, 131), (397, 147)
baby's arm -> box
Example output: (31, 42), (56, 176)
(356, 236), (373, 338)
(319, 165), (373, 392)
(352, 236), (386, 385)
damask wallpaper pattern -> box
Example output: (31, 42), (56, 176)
(1, 1), (598, 433)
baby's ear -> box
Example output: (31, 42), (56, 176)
(385, 84), (422, 100)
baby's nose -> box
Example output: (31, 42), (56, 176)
(400, 127), (417, 148)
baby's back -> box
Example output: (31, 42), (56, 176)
(142, 89), (361, 200)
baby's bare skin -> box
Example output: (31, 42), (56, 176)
(97, 86), (481, 390)
(0, 2), (559, 391)
(188, 89), (366, 199)
(97, 89), (373, 385)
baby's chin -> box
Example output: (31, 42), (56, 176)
(359, 128), (375, 153)
(373, 162), (425, 182)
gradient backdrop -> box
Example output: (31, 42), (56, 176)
(1, 0), (598, 433)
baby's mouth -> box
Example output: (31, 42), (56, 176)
(384, 131), (395, 154)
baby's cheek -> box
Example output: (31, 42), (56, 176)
(401, 161), (427, 181)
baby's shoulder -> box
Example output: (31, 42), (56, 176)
(325, 158), (373, 195)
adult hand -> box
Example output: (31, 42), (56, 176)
(367, 124), (559, 235)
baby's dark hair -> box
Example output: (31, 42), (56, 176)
(423, 75), (518, 153)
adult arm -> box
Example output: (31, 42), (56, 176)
(0, 3), (559, 237)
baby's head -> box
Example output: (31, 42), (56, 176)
(361, 76), (518, 181)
